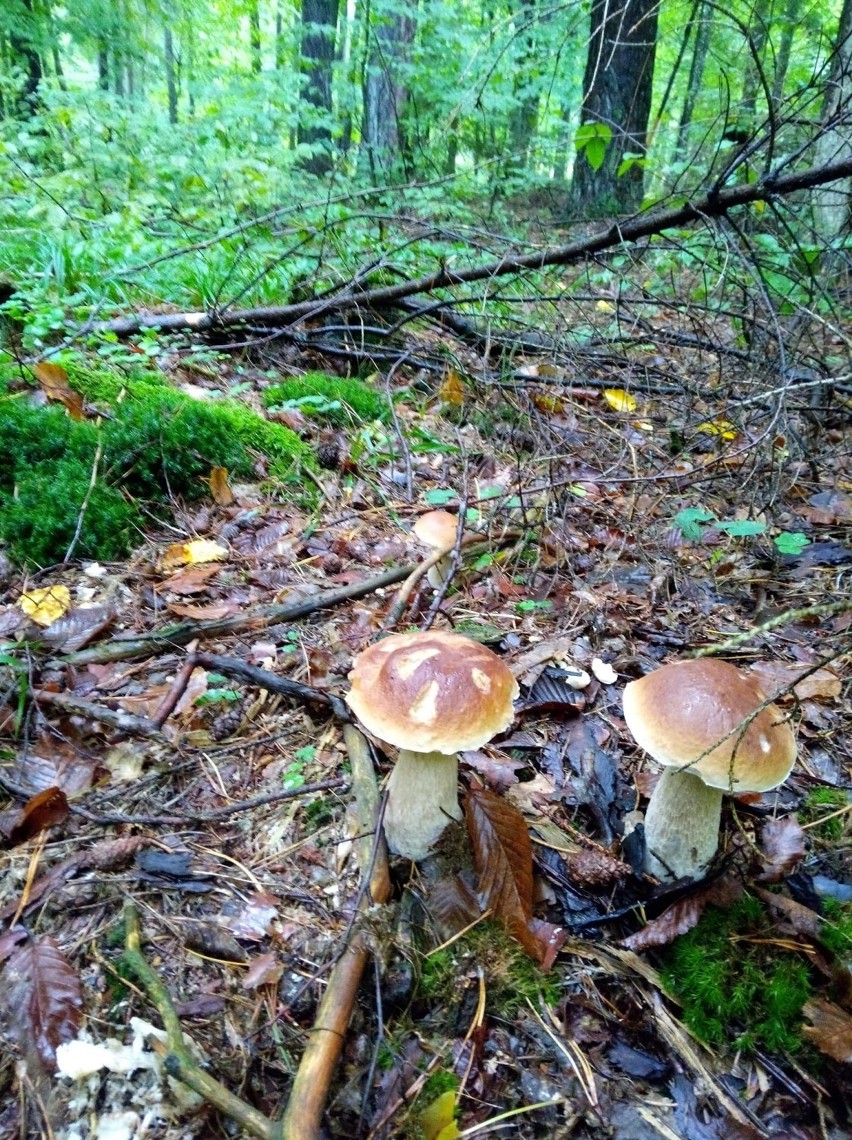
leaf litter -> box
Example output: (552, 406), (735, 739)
(0, 309), (850, 1139)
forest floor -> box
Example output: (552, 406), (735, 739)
(1, 269), (851, 1140)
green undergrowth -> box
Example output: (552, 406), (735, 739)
(417, 920), (559, 1017)
(658, 895), (812, 1055)
(263, 371), (391, 426)
(0, 359), (312, 567)
(799, 786), (850, 843)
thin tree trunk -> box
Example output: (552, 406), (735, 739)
(9, 0), (43, 116)
(770, 0), (803, 107)
(814, 0), (852, 237)
(249, 0), (262, 73)
(164, 25), (178, 125)
(298, 0), (340, 174)
(677, 0), (713, 151)
(507, 0), (539, 175)
(361, 0), (415, 178)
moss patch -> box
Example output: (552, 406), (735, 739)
(658, 895), (812, 1054)
(0, 359), (312, 567)
(263, 371), (390, 425)
(799, 787), (850, 843)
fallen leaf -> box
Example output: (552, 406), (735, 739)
(747, 661), (841, 703)
(4, 787), (69, 848)
(622, 878), (742, 951)
(802, 999), (852, 1062)
(208, 466), (234, 506)
(438, 369), (465, 405)
(165, 564), (221, 595)
(603, 388), (637, 413)
(165, 601), (239, 621)
(751, 886), (821, 937)
(242, 952), (284, 990)
(160, 539), (228, 569)
(221, 892), (280, 940)
(421, 1089), (460, 1140)
(33, 363), (84, 420)
(757, 816), (805, 882)
(695, 419), (738, 440)
(35, 604), (114, 652)
(18, 585), (71, 627)
(428, 875), (482, 938)
(0, 936), (84, 1073)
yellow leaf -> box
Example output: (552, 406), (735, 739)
(603, 388), (637, 413)
(161, 540), (228, 569)
(421, 1090), (459, 1140)
(19, 584), (72, 627)
(439, 369), (465, 406)
(696, 420), (738, 440)
(595, 300), (615, 313)
(531, 392), (565, 414)
(208, 466), (234, 506)
(33, 362), (85, 421)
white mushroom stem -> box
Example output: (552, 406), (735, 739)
(643, 768), (723, 881)
(426, 554), (452, 589)
(383, 749), (463, 861)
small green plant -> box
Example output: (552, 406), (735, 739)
(283, 745), (316, 790)
(658, 895), (812, 1054)
(515, 599), (553, 614)
(799, 786), (850, 843)
(673, 507), (810, 556)
(263, 372), (390, 426)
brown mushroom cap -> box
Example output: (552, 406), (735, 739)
(622, 658), (796, 792)
(412, 510), (459, 550)
(346, 630), (518, 754)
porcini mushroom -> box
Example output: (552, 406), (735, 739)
(412, 510), (461, 589)
(622, 658), (797, 881)
(346, 630), (518, 860)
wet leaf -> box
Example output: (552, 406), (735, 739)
(622, 877), (742, 951)
(802, 999), (852, 1062)
(4, 787), (69, 848)
(0, 936), (84, 1072)
(428, 875), (482, 938)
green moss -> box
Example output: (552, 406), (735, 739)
(799, 787), (850, 843)
(658, 896), (812, 1054)
(0, 359), (312, 567)
(263, 371), (390, 425)
(418, 920), (559, 1017)
(421, 1070), (460, 1101)
(820, 898), (852, 959)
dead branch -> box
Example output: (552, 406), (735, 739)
(92, 156), (852, 338)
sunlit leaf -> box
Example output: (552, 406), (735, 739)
(208, 466), (234, 506)
(421, 1089), (460, 1140)
(439, 369), (465, 405)
(695, 419), (738, 440)
(602, 388), (636, 413)
(19, 585), (71, 627)
(33, 363), (85, 421)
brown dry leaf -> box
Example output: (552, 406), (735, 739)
(622, 877), (743, 951)
(36, 604), (114, 652)
(438, 368), (465, 405)
(4, 787), (69, 848)
(221, 892), (280, 940)
(757, 816), (806, 882)
(165, 601), (239, 621)
(465, 786), (548, 963)
(428, 875), (482, 938)
(242, 952), (284, 990)
(747, 661), (841, 702)
(33, 362), (85, 420)
(751, 886), (821, 937)
(208, 466), (234, 506)
(462, 748), (525, 789)
(165, 564), (221, 595)
(802, 999), (852, 1062)
(7, 740), (95, 797)
(0, 936), (84, 1072)
(528, 917), (567, 970)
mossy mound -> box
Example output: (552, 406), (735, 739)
(263, 371), (390, 425)
(658, 895), (812, 1054)
(0, 360), (313, 567)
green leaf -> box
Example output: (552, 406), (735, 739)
(715, 519), (766, 537)
(773, 532), (810, 555)
(425, 488), (457, 505)
(574, 122), (612, 172)
(673, 508), (715, 541)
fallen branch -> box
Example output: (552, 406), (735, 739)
(91, 156), (852, 338)
(52, 563), (414, 669)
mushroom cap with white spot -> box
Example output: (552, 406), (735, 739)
(346, 630), (518, 754)
(622, 658), (796, 792)
(412, 510), (459, 550)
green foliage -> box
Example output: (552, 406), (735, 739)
(659, 896), (812, 1054)
(799, 787), (850, 843)
(418, 920), (558, 1016)
(819, 899), (852, 960)
(673, 507), (810, 555)
(575, 123), (613, 172)
(263, 372), (390, 426)
(0, 364), (311, 567)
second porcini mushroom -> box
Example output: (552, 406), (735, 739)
(346, 630), (518, 861)
(412, 510), (461, 589)
(622, 658), (797, 881)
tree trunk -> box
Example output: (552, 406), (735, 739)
(249, 0), (262, 73)
(9, 0), (43, 116)
(569, 0), (659, 216)
(677, 0), (713, 152)
(361, 0), (415, 178)
(814, 0), (852, 238)
(507, 0), (540, 176)
(771, 0), (803, 107)
(739, 0), (771, 127)
(98, 43), (109, 91)
(298, 0), (340, 173)
(164, 25), (178, 125)
(275, 4), (286, 70)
